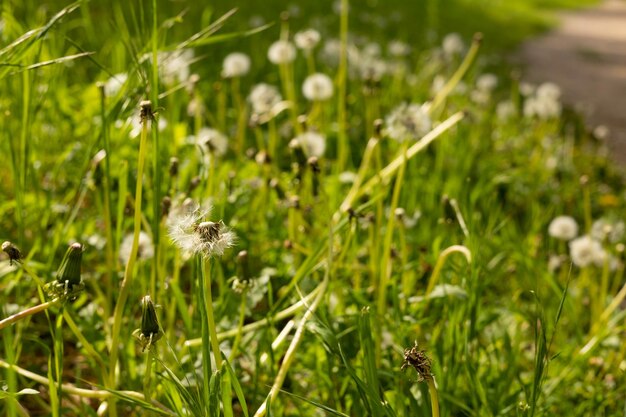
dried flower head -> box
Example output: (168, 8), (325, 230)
(268, 40), (296, 65)
(385, 102), (432, 142)
(302, 73), (334, 101)
(2, 241), (22, 266)
(222, 52), (251, 78)
(167, 200), (236, 258)
(401, 341), (432, 382)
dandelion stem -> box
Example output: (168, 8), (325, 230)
(229, 289), (248, 362)
(108, 101), (151, 414)
(427, 379), (440, 417)
(0, 299), (60, 330)
(203, 258), (223, 370)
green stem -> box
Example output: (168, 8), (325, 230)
(427, 379), (440, 417)
(143, 349), (154, 402)
(229, 290), (247, 362)
(203, 258), (223, 370)
(0, 299), (60, 330)
(108, 103), (151, 415)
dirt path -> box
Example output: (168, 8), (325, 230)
(517, 0), (626, 164)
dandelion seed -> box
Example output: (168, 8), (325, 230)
(385, 102), (432, 142)
(302, 73), (334, 101)
(222, 52), (251, 78)
(268, 40), (296, 65)
(548, 216), (579, 241)
(294, 29), (321, 50)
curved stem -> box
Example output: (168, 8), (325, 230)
(0, 299), (60, 330)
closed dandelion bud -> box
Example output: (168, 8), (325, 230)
(56, 243), (83, 287)
(140, 295), (161, 338)
(133, 295), (162, 352)
(45, 242), (85, 300)
(189, 176), (201, 193)
(2, 241), (22, 266)
(269, 178), (285, 200)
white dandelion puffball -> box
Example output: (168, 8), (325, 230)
(569, 235), (604, 268)
(388, 40), (411, 57)
(119, 231), (154, 265)
(442, 33), (464, 57)
(548, 216), (578, 241)
(496, 100), (517, 120)
(294, 131), (326, 158)
(158, 49), (193, 85)
(268, 40), (296, 65)
(222, 52), (251, 78)
(295, 29), (321, 50)
(248, 83), (282, 116)
(302, 73), (334, 101)
(167, 200), (235, 258)
(476, 73), (498, 92)
(191, 127), (229, 156)
(385, 102), (432, 142)
(104, 73), (127, 96)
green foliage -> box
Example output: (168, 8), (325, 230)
(0, 0), (623, 416)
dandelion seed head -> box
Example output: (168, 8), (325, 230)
(569, 235), (604, 267)
(388, 40), (410, 57)
(385, 102), (432, 142)
(294, 131), (326, 158)
(268, 40), (296, 65)
(548, 216), (578, 241)
(248, 83), (283, 118)
(295, 29), (321, 50)
(302, 73), (334, 101)
(222, 52), (251, 78)
(442, 33), (464, 57)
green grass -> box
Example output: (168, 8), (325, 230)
(1, 0), (624, 416)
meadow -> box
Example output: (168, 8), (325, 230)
(1, 0), (624, 416)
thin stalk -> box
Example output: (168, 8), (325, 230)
(108, 103), (151, 413)
(253, 275), (329, 417)
(185, 279), (324, 347)
(203, 258), (223, 370)
(336, 0), (350, 172)
(143, 349), (154, 402)
(0, 299), (60, 330)
(427, 379), (440, 417)
(375, 142), (407, 364)
(228, 290), (248, 361)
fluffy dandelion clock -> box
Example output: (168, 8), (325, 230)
(385, 102), (432, 142)
(248, 83), (283, 117)
(442, 33), (464, 57)
(569, 235), (604, 267)
(294, 29), (321, 51)
(167, 200), (235, 258)
(268, 40), (296, 65)
(476, 73), (498, 92)
(294, 131), (326, 158)
(119, 231), (154, 265)
(548, 216), (578, 241)
(388, 40), (411, 57)
(222, 52), (251, 78)
(191, 127), (229, 157)
(302, 73), (334, 101)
